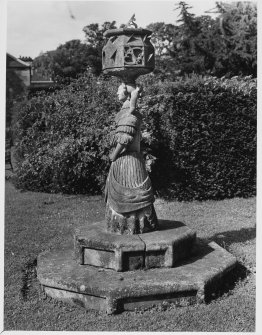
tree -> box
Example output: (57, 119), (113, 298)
(32, 21), (118, 84)
(214, 1), (257, 76)
(82, 21), (117, 77)
(32, 50), (56, 81)
(146, 22), (179, 78)
(167, 1), (257, 77)
(171, 2), (217, 74)
(146, 22), (176, 59)
(32, 39), (102, 84)
(83, 21), (117, 49)
(51, 39), (101, 80)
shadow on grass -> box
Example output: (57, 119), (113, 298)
(158, 220), (186, 230)
(21, 258), (37, 300)
(208, 227), (256, 248)
(178, 236), (253, 305)
(205, 261), (251, 304)
(202, 227), (255, 304)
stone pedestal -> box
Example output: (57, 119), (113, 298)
(37, 219), (237, 314)
(74, 219), (196, 271)
(37, 240), (237, 314)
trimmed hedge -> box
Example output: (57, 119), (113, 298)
(13, 73), (256, 200)
(12, 75), (119, 194)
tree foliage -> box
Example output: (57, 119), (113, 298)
(32, 21), (118, 84)
(32, 39), (101, 84)
(146, 22), (179, 78)
(215, 1), (257, 76)
(147, 1), (257, 77)
(83, 21), (117, 49)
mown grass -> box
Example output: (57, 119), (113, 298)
(4, 180), (256, 331)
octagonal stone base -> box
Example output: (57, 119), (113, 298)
(37, 240), (237, 314)
(74, 220), (196, 272)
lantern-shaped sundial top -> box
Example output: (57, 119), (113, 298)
(102, 15), (155, 83)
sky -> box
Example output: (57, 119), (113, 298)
(6, 0), (220, 59)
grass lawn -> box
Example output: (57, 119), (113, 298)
(4, 180), (256, 331)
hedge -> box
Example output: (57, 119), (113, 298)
(12, 73), (256, 200)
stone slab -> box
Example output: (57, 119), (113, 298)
(37, 240), (237, 314)
(44, 286), (108, 311)
(74, 220), (196, 272)
(74, 221), (145, 271)
(142, 220), (196, 268)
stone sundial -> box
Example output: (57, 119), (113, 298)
(37, 16), (237, 314)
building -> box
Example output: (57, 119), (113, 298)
(6, 53), (31, 87)
(6, 52), (54, 92)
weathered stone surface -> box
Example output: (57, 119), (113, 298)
(104, 90), (158, 235)
(74, 219), (196, 271)
(102, 27), (155, 83)
(106, 203), (158, 234)
(74, 220), (145, 271)
(142, 220), (196, 268)
(37, 240), (237, 314)
(44, 286), (108, 311)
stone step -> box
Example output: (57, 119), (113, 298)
(37, 240), (237, 314)
(74, 220), (196, 272)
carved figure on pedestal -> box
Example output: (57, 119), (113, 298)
(105, 83), (158, 234)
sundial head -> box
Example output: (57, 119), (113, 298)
(102, 18), (155, 83)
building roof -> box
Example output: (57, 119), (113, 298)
(6, 53), (31, 69)
(6, 52), (54, 89)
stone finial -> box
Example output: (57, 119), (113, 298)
(125, 14), (138, 28)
